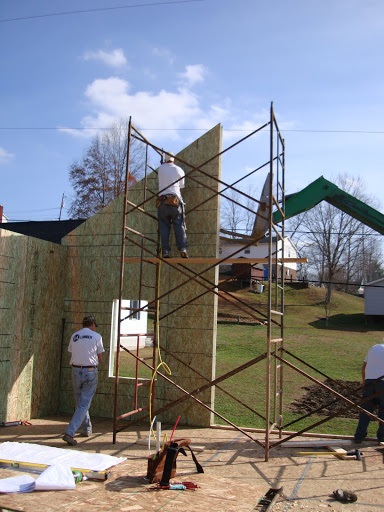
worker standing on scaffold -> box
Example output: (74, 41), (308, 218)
(157, 152), (188, 259)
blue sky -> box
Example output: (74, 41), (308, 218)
(1, 0), (384, 222)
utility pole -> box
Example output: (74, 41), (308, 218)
(59, 193), (65, 220)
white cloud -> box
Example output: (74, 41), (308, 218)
(63, 76), (207, 139)
(0, 147), (14, 164)
(82, 48), (127, 68)
(90, 79), (201, 137)
(179, 64), (207, 86)
(61, 72), (283, 147)
(85, 76), (130, 107)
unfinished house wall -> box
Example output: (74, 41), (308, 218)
(0, 125), (221, 427)
(59, 125), (222, 427)
(59, 193), (131, 418)
(0, 230), (67, 423)
(153, 126), (222, 426)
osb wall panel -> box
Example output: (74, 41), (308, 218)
(0, 230), (67, 422)
(27, 239), (67, 418)
(154, 125), (221, 425)
(60, 198), (127, 418)
(59, 171), (161, 419)
(0, 232), (19, 423)
(59, 124), (221, 427)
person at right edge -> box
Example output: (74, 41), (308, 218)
(354, 340), (384, 444)
(157, 152), (188, 258)
(62, 315), (104, 446)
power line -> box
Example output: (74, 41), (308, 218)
(284, 230), (382, 237)
(5, 207), (62, 214)
(282, 129), (384, 134)
(0, 0), (204, 23)
(295, 278), (382, 289)
(227, 228), (383, 237)
(1, 126), (384, 134)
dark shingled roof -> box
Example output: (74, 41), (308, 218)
(0, 219), (86, 244)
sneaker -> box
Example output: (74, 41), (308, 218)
(162, 252), (170, 258)
(62, 433), (77, 446)
(180, 250), (188, 258)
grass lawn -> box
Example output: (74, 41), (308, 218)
(116, 283), (384, 438)
(214, 284), (384, 436)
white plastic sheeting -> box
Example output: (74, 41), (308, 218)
(0, 441), (126, 471)
(0, 463), (76, 493)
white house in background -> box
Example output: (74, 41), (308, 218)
(110, 299), (150, 352)
(364, 277), (384, 318)
(219, 235), (299, 280)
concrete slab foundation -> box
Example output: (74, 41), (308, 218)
(0, 416), (383, 511)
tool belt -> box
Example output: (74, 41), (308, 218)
(146, 438), (204, 485)
(156, 194), (180, 208)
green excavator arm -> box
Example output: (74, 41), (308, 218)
(273, 176), (384, 235)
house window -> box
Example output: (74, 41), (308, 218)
(109, 299), (152, 379)
(244, 248), (250, 254)
(130, 300), (140, 320)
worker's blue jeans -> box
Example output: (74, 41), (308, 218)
(65, 367), (98, 437)
(354, 379), (384, 442)
(157, 202), (188, 255)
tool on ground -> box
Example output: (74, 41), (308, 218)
(332, 489), (358, 503)
(147, 438), (204, 485)
(0, 458), (108, 481)
(0, 420), (32, 427)
(296, 449), (363, 460)
(327, 446), (363, 460)
(254, 487), (283, 511)
(345, 449), (363, 461)
(148, 480), (199, 491)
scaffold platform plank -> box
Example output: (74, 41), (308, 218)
(122, 257), (308, 264)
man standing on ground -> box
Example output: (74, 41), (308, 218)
(157, 152), (188, 258)
(63, 315), (104, 446)
(354, 341), (384, 444)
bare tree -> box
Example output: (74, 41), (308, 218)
(346, 225), (384, 285)
(220, 185), (260, 236)
(287, 173), (383, 322)
(244, 185), (260, 234)
(68, 119), (145, 218)
(220, 189), (247, 235)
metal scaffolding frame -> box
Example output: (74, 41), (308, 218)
(110, 103), (377, 461)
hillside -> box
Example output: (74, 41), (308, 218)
(215, 282), (384, 433)
(218, 280), (366, 326)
